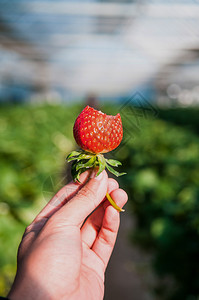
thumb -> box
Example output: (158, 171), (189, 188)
(52, 170), (108, 226)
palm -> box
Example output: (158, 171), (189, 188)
(62, 204), (110, 300)
(54, 198), (116, 300)
(80, 247), (104, 300)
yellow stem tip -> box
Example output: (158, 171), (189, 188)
(106, 192), (125, 212)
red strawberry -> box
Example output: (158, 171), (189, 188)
(66, 105), (126, 212)
(73, 105), (123, 154)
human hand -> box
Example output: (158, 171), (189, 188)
(8, 170), (128, 300)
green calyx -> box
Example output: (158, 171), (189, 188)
(66, 150), (126, 183)
(66, 149), (126, 212)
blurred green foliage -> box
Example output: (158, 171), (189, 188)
(115, 108), (199, 300)
(0, 103), (199, 299)
(158, 108), (199, 135)
(0, 103), (80, 295)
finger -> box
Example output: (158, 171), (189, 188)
(81, 178), (119, 248)
(92, 188), (128, 270)
(52, 170), (108, 227)
(34, 170), (90, 222)
(106, 178), (119, 193)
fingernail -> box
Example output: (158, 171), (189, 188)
(90, 170), (97, 178)
(95, 171), (104, 181)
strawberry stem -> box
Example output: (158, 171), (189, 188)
(106, 192), (125, 212)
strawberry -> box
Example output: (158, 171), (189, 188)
(66, 105), (126, 212)
(73, 105), (123, 154)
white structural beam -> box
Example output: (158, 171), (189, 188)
(21, 2), (138, 17)
(18, 2), (199, 18)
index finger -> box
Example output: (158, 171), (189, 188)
(34, 170), (90, 222)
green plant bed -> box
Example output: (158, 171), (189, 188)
(115, 116), (199, 299)
(158, 107), (199, 135)
(0, 103), (81, 295)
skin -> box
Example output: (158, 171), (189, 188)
(8, 170), (128, 300)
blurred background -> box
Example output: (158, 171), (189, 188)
(0, 0), (199, 299)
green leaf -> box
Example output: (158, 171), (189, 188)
(78, 153), (94, 160)
(106, 163), (126, 177)
(67, 156), (79, 162)
(106, 158), (122, 167)
(71, 160), (87, 182)
(75, 171), (81, 183)
(66, 151), (93, 162)
(76, 156), (96, 171)
(66, 150), (82, 160)
(71, 161), (79, 181)
(69, 151), (98, 182)
(96, 154), (106, 176)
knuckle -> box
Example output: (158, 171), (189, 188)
(23, 218), (48, 237)
(76, 186), (97, 208)
(24, 223), (33, 236)
(98, 233), (114, 248)
(77, 186), (95, 201)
